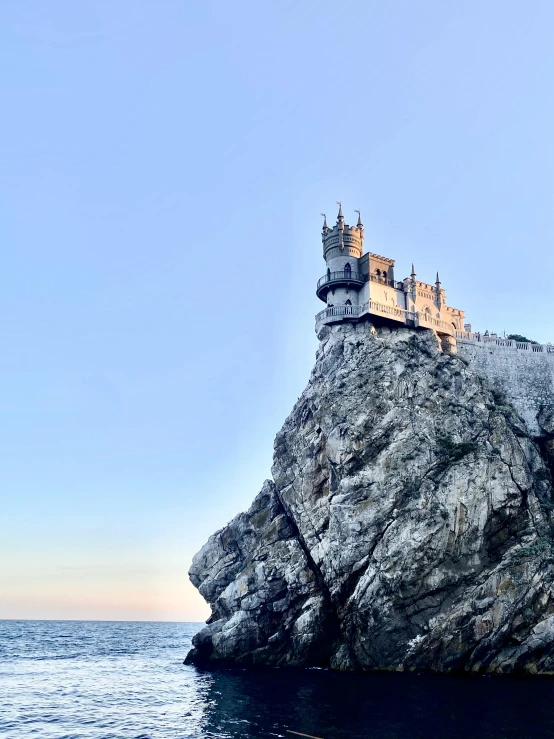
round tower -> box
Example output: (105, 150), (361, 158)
(316, 204), (365, 312)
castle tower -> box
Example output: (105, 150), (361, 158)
(315, 204), (365, 314)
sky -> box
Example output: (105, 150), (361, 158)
(0, 0), (553, 622)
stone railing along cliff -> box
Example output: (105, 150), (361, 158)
(457, 331), (554, 354)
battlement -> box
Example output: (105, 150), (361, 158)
(321, 204), (364, 260)
(368, 252), (394, 265)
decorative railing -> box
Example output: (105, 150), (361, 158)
(456, 331), (554, 354)
(418, 312), (455, 334)
(316, 299), (451, 330)
(365, 300), (417, 322)
(314, 301), (551, 355)
(315, 304), (362, 323)
(316, 270), (365, 290)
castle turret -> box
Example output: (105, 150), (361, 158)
(316, 204), (365, 308)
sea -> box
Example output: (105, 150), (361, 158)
(2, 620), (554, 739)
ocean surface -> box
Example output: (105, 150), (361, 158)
(2, 621), (554, 739)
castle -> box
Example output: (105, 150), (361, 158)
(316, 205), (465, 352)
(315, 204), (554, 437)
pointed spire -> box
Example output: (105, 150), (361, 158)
(355, 209), (363, 228)
(411, 263), (416, 277)
(435, 272), (442, 304)
(320, 212), (328, 231)
(336, 201), (343, 221)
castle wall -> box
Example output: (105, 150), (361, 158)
(445, 306), (465, 331)
(413, 285), (441, 322)
(359, 281), (370, 306)
(369, 281), (406, 310)
(368, 254), (395, 283)
(325, 254), (359, 273)
(457, 341), (554, 437)
(327, 285), (359, 307)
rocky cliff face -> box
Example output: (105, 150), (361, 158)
(186, 323), (554, 673)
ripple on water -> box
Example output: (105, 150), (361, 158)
(2, 620), (554, 738)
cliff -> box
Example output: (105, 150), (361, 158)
(186, 323), (554, 673)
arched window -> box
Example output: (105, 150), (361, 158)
(345, 299), (352, 305)
(382, 271), (387, 282)
(344, 262), (352, 277)
(345, 298), (352, 314)
(375, 269), (381, 276)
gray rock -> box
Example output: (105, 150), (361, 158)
(186, 324), (554, 673)
(539, 407), (554, 436)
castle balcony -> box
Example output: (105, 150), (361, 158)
(316, 270), (366, 301)
(368, 273), (397, 288)
(366, 300), (416, 324)
(315, 304), (362, 326)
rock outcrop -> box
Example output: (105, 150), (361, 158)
(186, 323), (554, 673)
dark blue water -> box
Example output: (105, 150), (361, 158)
(2, 620), (554, 738)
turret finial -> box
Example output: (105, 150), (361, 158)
(435, 271), (441, 285)
(354, 209), (363, 228)
(320, 212), (328, 230)
(336, 201), (343, 221)
(411, 263), (416, 277)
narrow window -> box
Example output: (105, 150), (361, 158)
(344, 263), (352, 277)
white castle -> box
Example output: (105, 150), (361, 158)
(314, 203), (554, 437)
(316, 204), (464, 352)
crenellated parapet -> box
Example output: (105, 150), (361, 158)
(321, 204), (364, 261)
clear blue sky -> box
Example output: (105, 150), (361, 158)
(1, 1), (552, 621)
